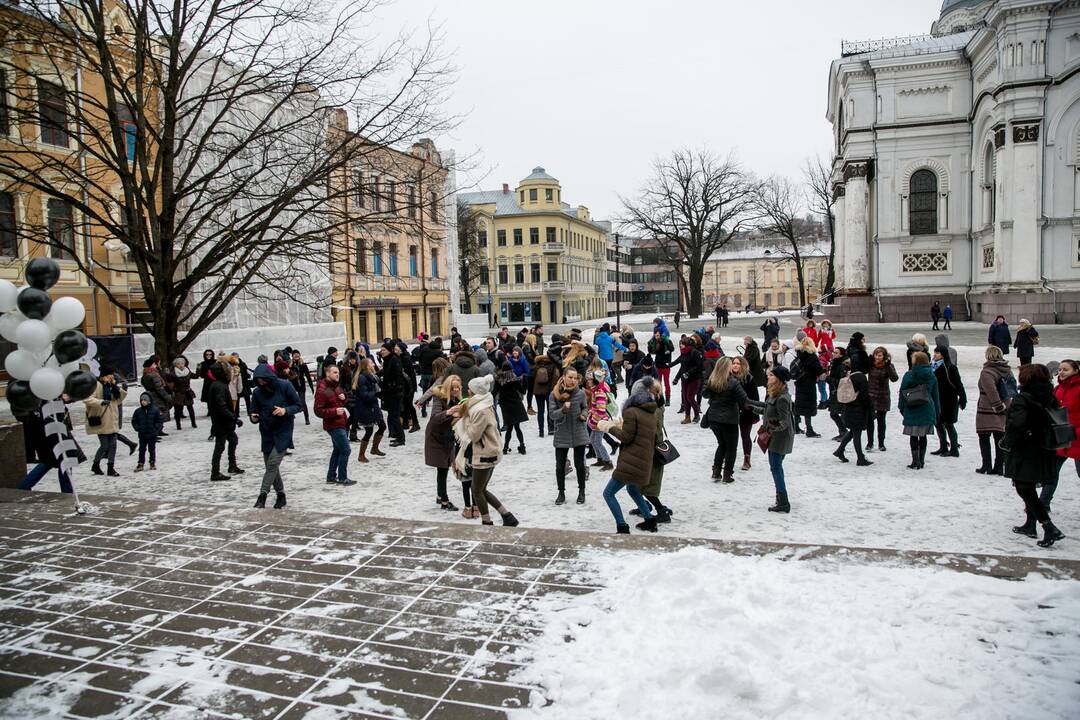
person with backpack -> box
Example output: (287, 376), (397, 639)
(931, 343), (967, 458)
(865, 347), (899, 453)
(826, 346), (849, 440)
(531, 354), (559, 438)
(976, 345), (1016, 475)
(833, 364), (872, 466)
(1003, 363), (1066, 547)
(898, 351), (940, 470)
(1014, 319), (1040, 366)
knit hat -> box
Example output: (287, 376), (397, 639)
(142, 355), (158, 368)
(770, 366), (791, 383)
(139, 392), (152, 404)
(326, 346), (338, 356)
(381, 340), (396, 352)
(468, 375), (493, 396)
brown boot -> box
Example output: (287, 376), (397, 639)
(370, 431), (386, 456)
(681, 414), (692, 425)
(741, 454), (751, 471)
(357, 439), (370, 463)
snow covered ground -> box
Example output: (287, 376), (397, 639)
(24, 338), (1080, 561)
(510, 547), (1080, 720)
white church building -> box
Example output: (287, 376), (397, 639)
(824, 0), (1080, 323)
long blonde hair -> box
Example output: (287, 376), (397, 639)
(707, 356), (733, 393)
(730, 355), (749, 382)
(433, 374), (461, 402)
(562, 341), (587, 370)
(524, 334), (537, 351)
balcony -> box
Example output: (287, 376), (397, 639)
(542, 242), (565, 255)
(542, 281), (566, 292)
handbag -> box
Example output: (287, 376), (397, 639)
(756, 425), (771, 454)
(653, 436), (680, 466)
(903, 383), (930, 407)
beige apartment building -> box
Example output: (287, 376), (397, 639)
(702, 234), (830, 312)
(458, 167), (608, 326)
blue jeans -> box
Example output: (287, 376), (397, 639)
(20, 464), (73, 494)
(327, 428), (350, 482)
(768, 450), (786, 494)
(591, 429), (610, 463)
(817, 379), (828, 403)
(602, 479), (652, 527)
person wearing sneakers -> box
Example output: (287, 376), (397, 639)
(130, 392), (163, 472)
(249, 364), (301, 509)
(313, 364), (355, 487)
(353, 358), (386, 462)
(450, 376), (519, 527)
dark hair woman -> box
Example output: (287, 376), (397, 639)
(1003, 363), (1066, 547)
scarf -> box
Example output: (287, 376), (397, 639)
(931, 359), (944, 371)
(452, 392), (496, 473)
(172, 365), (191, 379)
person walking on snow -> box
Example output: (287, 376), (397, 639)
(942, 303), (954, 330)
(313, 363), (355, 486)
(1014, 319), (1040, 366)
(249, 364), (301, 509)
(207, 361), (243, 482)
(930, 301), (941, 331)
(988, 315), (1012, 357)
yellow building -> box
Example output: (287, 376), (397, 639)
(329, 110), (450, 345)
(0, 1), (148, 347)
(702, 235), (830, 312)
(459, 167), (608, 325)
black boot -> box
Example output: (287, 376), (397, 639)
(501, 512), (519, 527)
(1012, 512), (1037, 539)
(1037, 521), (1065, 548)
(254, 492), (267, 508)
(711, 465), (721, 481)
(227, 465), (245, 475)
(555, 490), (566, 505)
(576, 487), (586, 504)
(616, 524), (630, 534)
(908, 447), (920, 470)
(273, 492), (286, 509)
(210, 472), (231, 482)
(856, 456), (873, 467)
(635, 517), (658, 533)
(768, 492), (790, 513)
(91, 462), (104, 476)
(106, 466), (120, 477)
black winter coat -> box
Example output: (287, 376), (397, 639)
(743, 341), (767, 387)
(933, 361), (967, 425)
(792, 351), (821, 416)
(648, 337), (674, 368)
(208, 377), (236, 434)
(1014, 327), (1039, 360)
(867, 361), (899, 412)
(702, 377), (749, 426)
(1003, 380), (1062, 488)
(378, 355), (406, 401)
(130, 405), (163, 440)
(198, 357), (217, 403)
(839, 372), (871, 431)
(761, 321), (780, 345)
(672, 348), (704, 384)
(738, 374), (760, 425)
(352, 373), (383, 426)
(496, 370), (529, 426)
(847, 343), (871, 374)
(828, 360), (849, 414)
(988, 323), (1012, 356)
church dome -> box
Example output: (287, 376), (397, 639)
(941, 0), (984, 15)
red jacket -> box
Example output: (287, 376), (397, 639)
(313, 378), (349, 431)
(1054, 374), (1080, 459)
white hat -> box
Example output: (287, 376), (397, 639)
(468, 375), (493, 396)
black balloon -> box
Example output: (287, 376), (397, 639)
(7, 380), (41, 413)
(53, 330), (88, 364)
(63, 370), (98, 402)
(17, 287), (53, 320)
(25, 257), (61, 290)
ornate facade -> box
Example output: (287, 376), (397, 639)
(826, 0), (1080, 323)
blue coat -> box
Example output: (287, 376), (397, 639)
(654, 319), (670, 338)
(988, 322), (1011, 355)
(508, 354), (530, 378)
(898, 365), (940, 427)
(351, 372), (383, 426)
(130, 404), (163, 440)
(594, 331), (627, 362)
(249, 365), (301, 454)
(942, 306), (953, 320)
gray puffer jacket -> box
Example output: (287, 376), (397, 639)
(548, 384), (590, 448)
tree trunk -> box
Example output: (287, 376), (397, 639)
(687, 265), (704, 318)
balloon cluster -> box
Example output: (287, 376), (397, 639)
(1, 258), (98, 413)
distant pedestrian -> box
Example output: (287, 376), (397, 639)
(988, 315), (1011, 356)
(166, 356), (197, 430)
(1014, 319), (1040, 366)
(930, 301), (941, 331)
(674, 310), (681, 329)
(942, 303), (954, 330)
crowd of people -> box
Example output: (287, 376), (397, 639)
(13, 311), (1072, 547)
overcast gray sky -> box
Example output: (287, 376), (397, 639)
(374, 0), (944, 219)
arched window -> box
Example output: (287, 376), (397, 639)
(909, 169), (938, 235)
(983, 143), (996, 224)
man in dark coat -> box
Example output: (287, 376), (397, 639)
(207, 362), (243, 482)
(378, 341), (407, 446)
(249, 364), (301, 508)
(988, 316), (1011, 356)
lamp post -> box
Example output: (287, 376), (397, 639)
(614, 232), (622, 328)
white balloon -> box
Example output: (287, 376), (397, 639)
(15, 319), (51, 352)
(60, 361), (80, 376)
(0, 280), (16, 313)
(4, 349), (40, 381)
(0, 311), (24, 342)
(29, 367), (65, 400)
(46, 297), (86, 332)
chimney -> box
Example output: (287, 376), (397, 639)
(502, 183), (509, 194)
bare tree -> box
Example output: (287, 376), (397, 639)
(0, 0), (454, 360)
(455, 198), (484, 314)
(804, 155), (837, 296)
(754, 176), (821, 310)
(620, 149), (759, 317)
